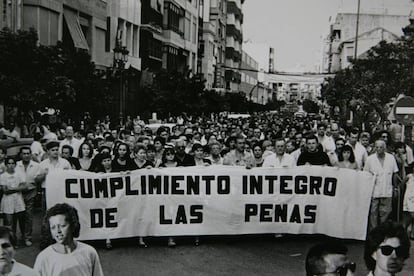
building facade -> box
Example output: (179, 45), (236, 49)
(322, 12), (411, 73)
(224, 0), (243, 93)
(108, 0), (142, 70)
(161, 0), (199, 74)
(240, 50), (258, 101)
(13, 0), (111, 68)
(200, 0), (226, 91)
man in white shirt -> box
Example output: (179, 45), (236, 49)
(263, 139), (296, 168)
(15, 147), (40, 246)
(316, 123), (335, 153)
(364, 140), (399, 231)
(37, 141), (71, 209)
(59, 126), (81, 158)
(347, 129), (368, 169)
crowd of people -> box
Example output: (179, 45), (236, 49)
(0, 111), (414, 274)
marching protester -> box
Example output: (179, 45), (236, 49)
(305, 241), (356, 276)
(262, 139), (295, 168)
(78, 142), (94, 171)
(364, 221), (410, 276)
(111, 142), (135, 172)
(15, 147), (40, 247)
(0, 147), (6, 175)
(0, 157), (27, 244)
(336, 145), (359, 170)
(61, 145), (81, 170)
(34, 203), (104, 276)
(364, 140), (399, 231)
(192, 143), (211, 166)
(0, 226), (39, 275)
(297, 135), (331, 166)
(223, 135), (254, 167)
(132, 144), (153, 169)
(59, 126), (82, 158)
(403, 167), (414, 240)
(37, 141), (71, 209)
(251, 142), (264, 167)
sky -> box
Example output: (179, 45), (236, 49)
(242, 0), (414, 73)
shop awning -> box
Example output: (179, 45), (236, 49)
(63, 9), (89, 50)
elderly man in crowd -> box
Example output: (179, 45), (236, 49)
(364, 140), (399, 231)
(262, 139), (295, 168)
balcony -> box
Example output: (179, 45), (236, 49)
(226, 25), (242, 42)
(227, 1), (242, 18)
(141, 1), (163, 28)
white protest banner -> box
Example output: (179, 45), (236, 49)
(46, 166), (375, 240)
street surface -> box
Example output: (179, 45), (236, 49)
(15, 210), (414, 276)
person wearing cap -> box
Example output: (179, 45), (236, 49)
(37, 141), (71, 210)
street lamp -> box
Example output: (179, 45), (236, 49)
(113, 43), (129, 126)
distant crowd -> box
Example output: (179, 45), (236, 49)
(0, 111), (413, 275)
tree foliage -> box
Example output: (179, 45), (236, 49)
(321, 35), (414, 123)
(0, 28), (113, 121)
(136, 70), (275, 118)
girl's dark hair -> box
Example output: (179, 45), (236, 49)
(154, 136), (166, 146)
(338, 145), (355, 163)
(114, 142), (131, 159)
(161, 147), (176, 164)
(78, 142), (93, 158)
(40, 203), (81, 250)
(364, 221), (410, 271)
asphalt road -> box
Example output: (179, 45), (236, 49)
(14, 211), (414, 276)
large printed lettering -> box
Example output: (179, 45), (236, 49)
(242, 175), (337, 196)
(47, 166), (375, 241)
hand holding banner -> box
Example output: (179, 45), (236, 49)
(46, 166), (374, 240)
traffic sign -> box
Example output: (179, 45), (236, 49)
(394, 96), (414, 125)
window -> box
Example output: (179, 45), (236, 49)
(185, 12), (191, 41)
(192, 16), (197, 43)
(164, 2), (184, 36)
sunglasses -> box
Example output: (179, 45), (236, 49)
(321, 262), (356, 276)
(380, 245), (406, 257)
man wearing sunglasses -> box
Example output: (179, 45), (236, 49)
(306, 241), (356, 276)
(364, 221), (410, 276)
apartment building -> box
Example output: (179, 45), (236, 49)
(322, 12), (411, 73)
(224, 0), (243, 93)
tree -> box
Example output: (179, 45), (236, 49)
(321, 36), (414, 125)
(302, 99), (319, 113)
(0, 28), (114, 122)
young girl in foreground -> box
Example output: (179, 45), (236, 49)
(34, 203), (104, 276)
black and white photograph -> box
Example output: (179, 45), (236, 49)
(1, 0), (414, 275)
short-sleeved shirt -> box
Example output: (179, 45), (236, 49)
(16, 160), (41, 190)
(364, 152), (399, 198)
(263, 153), (296, 168)
(38, 158), (71, 188)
